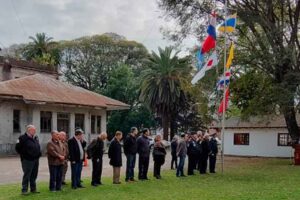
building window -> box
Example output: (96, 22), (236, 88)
(97, 116), (101, 133)
(75, 114), (85, 130)
(234, 133), (249, 145)
(91, 115), (101, 134)
(91, 115), (96, 134)
(13, 110), (21, 133)
(278, 133), (292, 146)
(40, 111), (52, 133)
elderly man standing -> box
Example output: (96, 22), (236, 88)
(15, 125), (41, 195)
(87, 132), (107, 186)
(176, 133), (188, 177)
(123, 127), (138, 182)
(59, 131), (69, 185)
(137, 128), (151, 180)
(47, 131), (65, 192)
(68, 128), (85, 189)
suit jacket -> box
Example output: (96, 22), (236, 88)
(68, 137), (84, 162)
(108, 138), (122, 167)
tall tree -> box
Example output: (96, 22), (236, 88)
(139, 46), (192, 140)
(103, 64), (155, 137)
(158, 0), (300, 141)
(22, 32), (60, 65)
(60, 34), (148, 91)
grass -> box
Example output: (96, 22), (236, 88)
(0, 158), (299, 200)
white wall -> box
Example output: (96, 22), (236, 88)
(224, 128), (293, 158)
(0, 101), (107, 154)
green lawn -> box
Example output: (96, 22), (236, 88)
(0, 158), (299, 200)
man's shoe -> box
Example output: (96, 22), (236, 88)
(72, 187), (77, 190)
(77, 185), (85, 188)
(21, 191), (29, 196)
(91, 183), (98, 187)
(62, 181), (67, 185)
(31, 191), (40, 194)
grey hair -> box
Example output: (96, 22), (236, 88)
(26, 124), (35, 131)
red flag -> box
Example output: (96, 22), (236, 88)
(218, 87), (230, 114)
(201, 35), (216, 54)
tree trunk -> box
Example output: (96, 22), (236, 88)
(283, 106), (300, 143)
(170, 115), (177, 141)
(162, 114), (170, 141)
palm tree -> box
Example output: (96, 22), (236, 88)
(139, 47), (192, 140)
(23, 33), (59, 65)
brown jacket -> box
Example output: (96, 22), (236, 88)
(47, 139), (64, 166)
(62, 141), (69, 160)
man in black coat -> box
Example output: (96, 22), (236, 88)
(187, 133), (201, 175)
(108, 131), (123, 184)
(68, 128), (85, 189)
(137, 128), (150, 180)
(15, 125), (41, 195)
(199, 134), (210, 174)
(87, 132), (107, 186)
(170, 136), (178, 169)
(209, 133), (218, 173)
(123, 127), (138, 182)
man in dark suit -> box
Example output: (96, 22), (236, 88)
(123, 127), (138, 182)
(15, 125), (41, 195)
(87, 132), (107, 186)
(209, 133), (219, 173)
(137, 128), (150, 180)
(108, 131), (123, 184)
(187, 133), (201, 175)
(68, 128), (85, 189)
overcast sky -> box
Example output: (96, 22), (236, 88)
(0, 0), (197, 53)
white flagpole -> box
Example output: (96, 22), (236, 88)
(221, 0), (228, 174)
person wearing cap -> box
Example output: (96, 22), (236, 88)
(123, 127), (138, 182)
(199, 133), (210, 174)
(209, 133), (218, 173)
(137, 128), (151, 180)
(108, 131), (123, 184)
(46, 130), (65, 192)
(68, 128), (85, 189)
(176, 133), (188, 177)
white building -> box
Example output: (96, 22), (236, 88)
(0, 57), (128, 155)
(214, 116), (299, 158)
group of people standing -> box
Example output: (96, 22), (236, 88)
(171, 131), (218, 177)
(106, 127), (167, 184)
(15, 125), (168, 195)
(15, 124), (218, 196)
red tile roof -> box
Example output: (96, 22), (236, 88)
(0, 74), (129, 110)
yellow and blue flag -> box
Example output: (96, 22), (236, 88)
(218, 13), (237, 33)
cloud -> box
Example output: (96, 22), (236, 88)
(0, 0), (176, 52)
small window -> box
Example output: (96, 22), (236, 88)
(278, 133), (292, 146)
(13, 110), (21, 133)
(91, 115), (96, 134)
(96, 116), (101, 133)
(75, 114), (85, 130)
(234, 133), (249, 145)
(40, 111), (52, 133)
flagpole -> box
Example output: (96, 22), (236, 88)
(221, 0), (228, 174)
